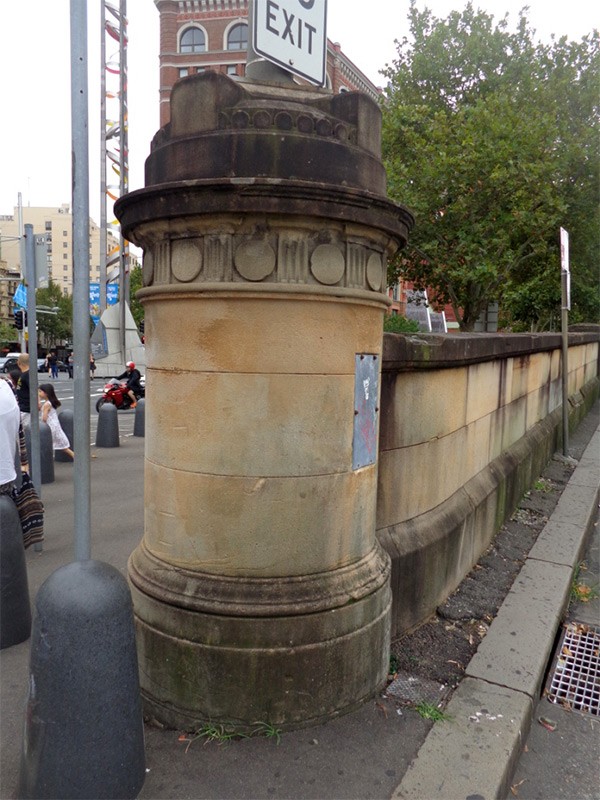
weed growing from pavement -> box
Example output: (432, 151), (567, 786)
(414, 702), (452, 722)
(533, 477), (554, 493)
(180, 720), (282, 750)
(252, 721), (282, 744)
(570, 563), (599, 603)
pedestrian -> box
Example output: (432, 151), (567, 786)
(67, 351), (74, 379)
(48, 352), (59, 379)
(7, 369), (21, 394)
(0, 379), (23, 496)
(15, 354), (31, 427)
(90, 353), (96, 380)
(38, 384), (74, 461)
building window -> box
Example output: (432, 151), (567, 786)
(63, 231), (68, 236)
(64, 265), (69, 271)
(196, 66), (205, 74)
(227, 23), (248, 51)
(226, 65), (237, 75)
(63, 253), (68, 260)
(45, 221), (52, 231)
(179, 67), (189, 78)
(179, 26), (206, 53)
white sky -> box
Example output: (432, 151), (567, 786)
(0, 0), (596, 223)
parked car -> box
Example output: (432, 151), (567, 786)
(1, 357), (19, 374)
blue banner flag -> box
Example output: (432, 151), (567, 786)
(89, 283), (119, 324)
(13, 283), (27, 308)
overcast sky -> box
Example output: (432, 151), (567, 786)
(0, 0), (596, 223)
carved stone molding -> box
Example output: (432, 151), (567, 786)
(142, 227), (390, 297)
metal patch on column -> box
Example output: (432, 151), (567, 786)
(353, 354), (379, 470)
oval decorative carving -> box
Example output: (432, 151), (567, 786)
(310, 244), (345, 285)
(275, 111), (293, 131)
(234, 240), (276, 281)
(366, 252), (384, 291)
(171, 239), (203, 283)
(253, 110), (271, 129)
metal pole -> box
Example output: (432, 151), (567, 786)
(100, 0), (107, 315)
(119, 0), (128, 360)
(17, 194), (27, 352)
(70, 0), (92, 561)
(559, 228), (570, 458)
(561, 294), (569, 458)
(24, 225), (41, 498)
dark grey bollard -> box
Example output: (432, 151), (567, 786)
(133, 399), (145, 437)
(56, 409), (74, 462)
(96, 403), (120, 448)
(0, 495), (31, 649)
(25, 423), (55, 484)
(17, 560), (146, 800)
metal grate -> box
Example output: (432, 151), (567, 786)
(546, 622), (600, 716)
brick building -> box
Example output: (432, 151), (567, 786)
(155, 0), (380, 126)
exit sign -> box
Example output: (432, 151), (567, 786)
(253, 0), (328, 86)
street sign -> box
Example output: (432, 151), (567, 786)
(253, 0), (328, 86)
(560, 227), (570, 310)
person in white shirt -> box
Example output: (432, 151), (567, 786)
(0, 379), (21, 493)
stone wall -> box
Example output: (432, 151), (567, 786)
(376, 331), (599, 638)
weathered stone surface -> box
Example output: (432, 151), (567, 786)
(116, 74), (411, 729)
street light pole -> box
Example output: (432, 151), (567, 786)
(71, 0), (92, 561)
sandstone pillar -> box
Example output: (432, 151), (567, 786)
(116, 72), (413, 730)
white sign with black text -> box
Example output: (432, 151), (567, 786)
(253, 0), (328, 86)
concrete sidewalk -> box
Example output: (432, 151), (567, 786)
(0, 405), (598, 800)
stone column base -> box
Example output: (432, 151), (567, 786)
(129, 541), (391, 730)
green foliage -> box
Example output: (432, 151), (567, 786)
(128, 264), (144, 329)
(384, 314), (420, 333)
(382, 2), (599, 330)
(35, 281), (73, 344)
(0, 321), (16, 346)
(181, 720), (282, 750)
(414, 701), (452, 722)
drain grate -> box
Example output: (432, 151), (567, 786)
(546, 621), (600, 716)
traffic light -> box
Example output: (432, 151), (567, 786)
(14, 309), (27, 330)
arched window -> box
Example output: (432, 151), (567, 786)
(180, 27), (206, 54)
(227, 23), (248, 51)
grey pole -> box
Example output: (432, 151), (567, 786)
(17, 194), (26, 353)
(561, 281), (569, 457)
(560, 228), (570, 458)
(71, 0), (92, 561)
(245, 0), (294, 83)
(119, 0), (128, 360)
(100, 0), (107, 315)
(24, 225), (41, 491)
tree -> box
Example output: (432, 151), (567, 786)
(382, 2), (599, 330)
(0, 321), (16, 347)
(128, 265), (144, 330)
(35, 281), (73, 345)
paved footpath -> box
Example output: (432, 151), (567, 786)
(0, 403), (598, 800)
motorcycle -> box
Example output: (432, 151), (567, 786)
(95, 378), (145, 412)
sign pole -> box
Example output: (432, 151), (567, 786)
(560, 227), (570, 458)
(71, 0), (92, 561)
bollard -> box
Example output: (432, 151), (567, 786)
(56, 409), (74, 462)
(17, 560), (146, 800)
(95, 403), (120, 448)
(0, 495), (32, 649)
(25, 423), (54, 484)
(133, 399), (145, 437)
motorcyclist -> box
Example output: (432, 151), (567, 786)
(117, 361), (142, 408)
